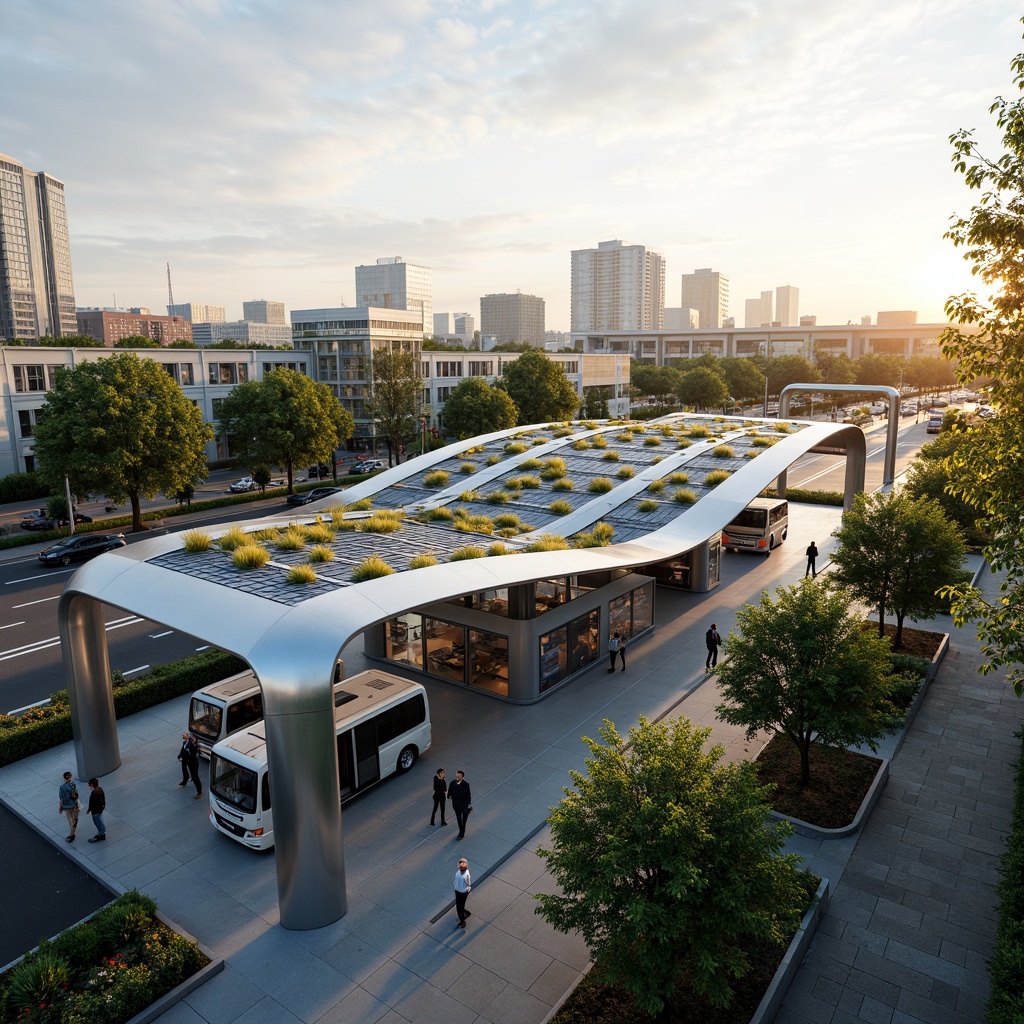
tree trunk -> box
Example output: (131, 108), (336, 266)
(894, 612), (905, 649)
(798, 735), (811, 788)
(130, 492), (143, 533)
(877, 600), (886, 637)
(286, 459), (294, 494)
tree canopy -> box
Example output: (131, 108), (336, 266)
(631, 363), (681, 402)
(939, 27), (1024, 693)
(675, 366), (729, 410)
(715, 578), (897, 786)
(718, 356), (765, 404)
(215, 367), (352, 492)
(366, 348), (423, 465)
(497, 349), (579, 424)
(535, 716), (807, 1016)
(440, 377), (517, 439)
(32, 352), (213, 531)
(829, 491), (966, 647)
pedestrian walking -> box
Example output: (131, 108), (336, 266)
(805, 541), (819, 578)
(448, 770), (473, 840)
(58, 771), (79, 843)
(608, 631), (626, 672)
(86, 778), (106, 842)
(177, 733), (203, 799)
(705, 623), (722, 672)
(453, 857), (472, 929)
(430, 768), (448, 827)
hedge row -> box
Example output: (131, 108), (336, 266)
(987, 727), (1024, 1023)
(762, 486), (845, 507)
(0, 471), (52, 504)
(0, 650), (246, 767)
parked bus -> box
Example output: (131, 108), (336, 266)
(188, 661), (343, 758)
(720, 497), (789, 555)
(208, 669), (431, 850)
(926, 408), (945, 434)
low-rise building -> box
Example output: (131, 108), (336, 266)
(76, 309), (193, 346)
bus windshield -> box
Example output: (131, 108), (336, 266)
(210, 754), (258, 814)
(189, 698), (223, 741)
(728, 508), (768, 530)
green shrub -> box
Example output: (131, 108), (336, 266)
(643, 436), (662, 447)
(666, 472), (689, 485)
(540, 458), (567, 480)
(592, 436), (608, 448)
(646, 479), (665, 493)
(486, 490), (511, 504)
(572, 439), (591, 450)
(705, 470), (731, 486)
(450, 546), (487, 560)
(232, 544), (270, 569)
(761, 486), (844, 507)
(459, 462), (477, 475)
(217, 525), (248, 551)
(275, 528), (307, 551)
(616, 466), (635, 479)
(356, 513), (403, 534)
(344, 497), (373, 512)
(601, 450), (620, 461)
(493, 513), (521, 529)
(712, 445), (735, 458)
(523, 534), (570, 551)
(7, 951), (70, 1012)
(308, 545), (334, 563)
(518, 475), (541, 489)
(303, 523), (336, 544)
(751, 435), (777, 447)
(487, 542), (516, 556)
(589, 477), (614, 493)
(638, 499), (659, 512)
(351, 556), (396, 581)
(504, 442), (528, 454)
(454, 514), (495, 534)
(550, 500), (573, 515)
(486, 455), (500, 466)
(409, 554), (439, 569)
(287, 564), (318, 584)
(552, 478), (574, 491)
(182, 529), (212, 552)
(674, 488), (698, 504)
(0, 470), (51, 503)
(519, 458), (543, 470)
(424, 470), (450, 487)
(424, 506), (454, 521)
(573, 522), (615, 547)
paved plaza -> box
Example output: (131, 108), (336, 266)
(1, 499), (1020, 1024)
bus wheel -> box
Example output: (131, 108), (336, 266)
(767, 535), (775, 552)
(397, 745), (417, 773)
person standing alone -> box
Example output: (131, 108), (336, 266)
(431, 768), (448, 827)
(805, 541), (819, 578)
(58, 771), (79, 843)
(448, 770), (472, 840)
(453, 857), (472, 929)
(86, 778), (106, 842)
(608, 631), (626, 672)
(705, 623), (722, 672)
(177, 733), (203, 799)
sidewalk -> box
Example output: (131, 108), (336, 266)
(1, 504), (1019, 1024)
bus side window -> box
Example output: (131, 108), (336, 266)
(262, 772), (272, 812)
(226, 694), (264, 734)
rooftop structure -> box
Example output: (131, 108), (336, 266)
(355, 257), (432, 338)
(242, 299), (286, 324)
(167, 303), (226, 323)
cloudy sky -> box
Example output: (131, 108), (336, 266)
(2, 0), (1018, 330)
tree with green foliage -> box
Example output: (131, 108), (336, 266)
(718, 356), (766, 404)
(535, 716), (807, 1017)
(114, 335), (161, 348)
(830, 491), (966, 647)
(939, 27), (1024, 694)
(216, 368), (352, 493)
(440, 377), (517, 439)
(903, 430), (986, 545)
(497, 348), (579, 424)
(716, 578), (897, 787)
(764, 355), (820, 398)
(676, 365), (729, 410)
(854, 353), (905, 388)
(37, 334), (105, 347)
(580, 385), (611, 419)
(815, 352), (858, 386)
(32, 353), (213, 532)
(365, 348), (423, 466)
(904, 354), (956, 395)
(631, 363), (681, 403)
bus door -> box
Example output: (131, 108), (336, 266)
(354, 721), (380, 790)
(338, 730), (355, 799)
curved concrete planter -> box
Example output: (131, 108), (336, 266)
(540, 877), (830, 1024)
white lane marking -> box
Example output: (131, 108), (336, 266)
(0, 621), (26, 631)
(195, 645), (210, 651)
(122, 665), (150, 677)
(6, 698), (50, 715)
(12, 595), (60, 608)
(149, 630), (174, 639)
(0, 616), (144, 662)
(5, 569), (75, 585)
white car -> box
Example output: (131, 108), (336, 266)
(229, 476), (258, 493)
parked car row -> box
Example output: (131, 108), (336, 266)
(20, 509), (93, 531)
(348, 459), (385, 475)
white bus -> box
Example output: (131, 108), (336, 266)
(207, 670), (431, 850)
(721, 497), (789, 555)
(188, 660), (344, 758)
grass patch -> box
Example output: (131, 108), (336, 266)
(351, 555), (396, 581)
(550, 500), (573, 515)
(552, 478), (574, 491)
(638, 499), (659, 512)
(232, 544), (270, 569)
(573, 522), (615, 547)
(182, 529), (212, 553)
(712, 445), (735, 458)
(459, 462), (477, 475)
(425, 470), (450, 487)
(308, 545), (334, 563)
(674, 488), (698, 504)
(287, 564), (318, 584)
(589, 477), (614, 493)
(705, 470), (731, 486)
(523, 534), (570, 552)
(450, 545), (487, 560)
(643, 436), (662, 446)
(409, 553), (439, 569)
(601, 450), (620, 461)
(216, 525), (249, 551)
(666, 472), (689, 485)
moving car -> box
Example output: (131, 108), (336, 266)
(347, 459), (385, 476)
(20, 509), (57, 531)
(229, 477), (259, 493)
(307, 463), (332, 479)
(38, 533), (127, 566)
(286, 486), (343, 508)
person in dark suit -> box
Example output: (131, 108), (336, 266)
(448, 770), (472, 840)
(805, 541), (819, 578)
(177, 734), (203, 799)
(431, 768), (448, 827)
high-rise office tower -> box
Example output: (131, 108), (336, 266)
(680, 268), (729, 329)
(571, 239), (665, 332)
(0, 153), (77, 341)
(775, 285), (799, 327)
(480, 292), (546, 346)
(454, 314), (474, 344)
(744, 290), (773, 328)
(355, 257), (432, 336)
(242, 299), (286, 324)
(166, 303), (226, 322)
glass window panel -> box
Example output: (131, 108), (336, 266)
(539, 627), (568, 692)
(632, 583), (654, 634)
(469, 629), (508, 696)
(569, 610), (601, 675)
(609, 594), (631, 639)
(385, 613), (423, 667)
(424, 617), (465, 683)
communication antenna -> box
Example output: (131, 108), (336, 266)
(167, 262), (175, 310)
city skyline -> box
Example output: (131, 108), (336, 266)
(2, 2), (1016, 332)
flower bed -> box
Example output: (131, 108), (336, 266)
(0, 891), (219, 1024)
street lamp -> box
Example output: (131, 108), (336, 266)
(420, 416), (427, 454)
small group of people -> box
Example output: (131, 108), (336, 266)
(58, 771), (106, 843)
(431, 768), (473, 839)
(608, 631), (626, 672)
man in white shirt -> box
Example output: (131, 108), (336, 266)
(453, 858), (472, 929)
